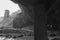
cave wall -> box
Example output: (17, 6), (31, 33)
(13, 4), (34, 28)
(10, 0), (60, 40)
(47, 0), (60, 31)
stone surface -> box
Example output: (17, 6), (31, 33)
(13, 5), (34, 29)
(4, 10), (10, 19)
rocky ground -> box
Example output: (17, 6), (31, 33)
(48, 31), (60, 40)
(0, 36), (34, 40)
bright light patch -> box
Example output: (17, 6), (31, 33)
(0, 0), (20, 17)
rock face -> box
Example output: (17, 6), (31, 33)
(13, 5), (34, 29)
(47, 0), (60, 31)
(11, 0), (42, 6)
(4, 10), (9, 19)
(10, 0), (48, 40)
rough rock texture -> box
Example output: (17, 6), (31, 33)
(47, 0), (60, 31)
(10, 0), (48, 40)
(11, 0), (43, 6)
(4, 10), (10, 19)
(13, 4), (34, 29)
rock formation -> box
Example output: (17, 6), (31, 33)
(4, 10), (9, 19)
(13, 5), (34, 29)
(10, 0), (48, 40)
